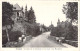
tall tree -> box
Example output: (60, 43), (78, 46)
(28, 7), (36, 23)
(2, 2), (13, 42)
(25, 5), (28, 22)
(62, 2), (78, 41)
(62, 2), (78, 23)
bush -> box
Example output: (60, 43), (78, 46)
(32, 25), (41, 36)
(5, 35), (33, 47)
(24, 22), (41, 37)
(9, 31), (23, 42)
(65, 25), (78, 41)
(51, 27), (65, 37)
(51, 23), (78, 41)
(27, 25), (40, 36)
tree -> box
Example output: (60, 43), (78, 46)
(2, 2), (13, 42)
(62, 2), (78, 23)
(24, 5), (28, 22)
(62, 2), (78, 41)
(2, 2), (13, 26)
(28, 7), (36, 23)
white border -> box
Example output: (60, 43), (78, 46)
(0, 0), (80, 51)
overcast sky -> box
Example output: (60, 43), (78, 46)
(2, 0), (67, 27)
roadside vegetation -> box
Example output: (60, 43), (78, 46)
(50, 2), (78, 47)
(2, 2), (41, 47)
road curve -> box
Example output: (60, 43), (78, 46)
(22, 32), (65, 47)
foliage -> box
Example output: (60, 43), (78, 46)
(26, 24), (40, 36)
(28, 7), (36, 23)
(24, 5), (28, 22)
(65, 24), (78, 41)
(2, 30), (23, 46)
(51, 24), (65, 37)
(32, 25), (41, 36)
(2, 2), (14, 26)
(23, 22), (41, 36)
(50, 27), (58, 36)
(23, 6), (40, 36)
(41, 24), (48, 32)
(2, 2), (41, 47)
(62, 2), (78, 23)
(48, 24), (54, 31)
(9, 31), (23, 41)
(51, 21), (78, 41)
(2, 2), (14, 44)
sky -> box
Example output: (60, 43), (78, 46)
(2, 0), (67, 27)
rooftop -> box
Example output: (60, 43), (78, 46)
(13, 4), (21, 11)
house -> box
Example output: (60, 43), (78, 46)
(11, 4), (24, 23)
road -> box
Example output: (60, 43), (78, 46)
(22, 32), (65, 47)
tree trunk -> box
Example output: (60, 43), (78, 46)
(6, 25), (10, 42)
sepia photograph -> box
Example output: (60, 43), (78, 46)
(2, 0), (78, 49)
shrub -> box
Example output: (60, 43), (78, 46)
(26, 24), (40, 36)
(9, 31), (23, 42)
(65, 25), (78, 41)
(51, 23), (78, 41)
(51, 27), (65, 37)
(23, 22), (41, 37)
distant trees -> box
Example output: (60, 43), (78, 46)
(50, 27), (57, 36)
(48, 24), (54, 31)
(41, 24), (47, 31)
